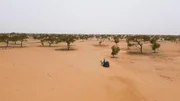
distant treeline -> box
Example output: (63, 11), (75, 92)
(0, 33), (180, 54)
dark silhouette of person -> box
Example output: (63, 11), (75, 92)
(102, 58), (109, 67)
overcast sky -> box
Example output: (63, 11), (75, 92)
(0, 0), (180, 34)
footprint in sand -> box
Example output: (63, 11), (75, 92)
(47, 74), (52, 78)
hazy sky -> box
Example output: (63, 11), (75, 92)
(0, 0), (180, 34)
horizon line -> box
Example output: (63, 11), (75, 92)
(0, 32), (180, 35)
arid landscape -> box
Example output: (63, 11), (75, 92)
(0, 34), (180, 101)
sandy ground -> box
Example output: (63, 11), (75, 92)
(0, 39), (180, 101)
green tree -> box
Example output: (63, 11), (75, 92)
(40, 34), (48, 46)
(32, 34), (39, 40)
(78, 35), (89, 41)
(10, 33), (19, 44)
(18, 34), (28, 47)
(163, 35), (178, 42)
(34, 34), (48, 46)
(0, 34), (10, 47)
(150, 36), (161, 53)
(113, 36), (120, 45)
(126, 35), (150, 54)
(151, 43), (160, 53)
(58, 35), (78, 50)
(97, 35), (108, 45)
(111, 45), (120, 57)
(45, 35), (57, 47)
(126, 35), (131, 49)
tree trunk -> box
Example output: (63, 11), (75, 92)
(67, 42), (70, 50)
(6, 41), (9, 47)
(99, 41), (102, 45)
(41, 42), (44, 46)
(15, 41), (17, 44)
(127, 42), (130, 50)
(21, 41), (23, 47)
(49, 43), (51, 47)
(140, 45), (143, 54)
(41, 40), (44, 46)
(153, 49), (156, 53)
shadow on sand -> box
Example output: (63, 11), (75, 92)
(0, 46), (6, 48)
(55, 48), (78, 51)
(110, 56), (119, 59)
(127, 51), (150, 55)
(126, 51), (160, 56)
(92, 44), (109, 47)
(0, 45), (27, 49)
(37, 45), (60, 48)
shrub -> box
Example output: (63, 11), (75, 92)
(151, 42), (160, 53)
(111, 45), (120, 57)
(150, 36), (161, 53)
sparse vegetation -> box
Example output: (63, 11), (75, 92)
(150, 36), (161, 53)
(56, 34), (78, 50)
(45, 35), (58, 47)
(0, 33), (179, 54)
(0, 34), (10, 47)
(18, 33), (28, 47)
(78, 35), (90, 41)
(151, 43), (160, 53)
(113, 36), (120, 45)
(1, 33), (180, 101)
(95, 35), (108, 46)
(0, 33), (29, 47)
(126, 35), (150, 54)
(111, 45), (120, 57)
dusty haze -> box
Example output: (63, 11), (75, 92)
(0, 0), (180, 34)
